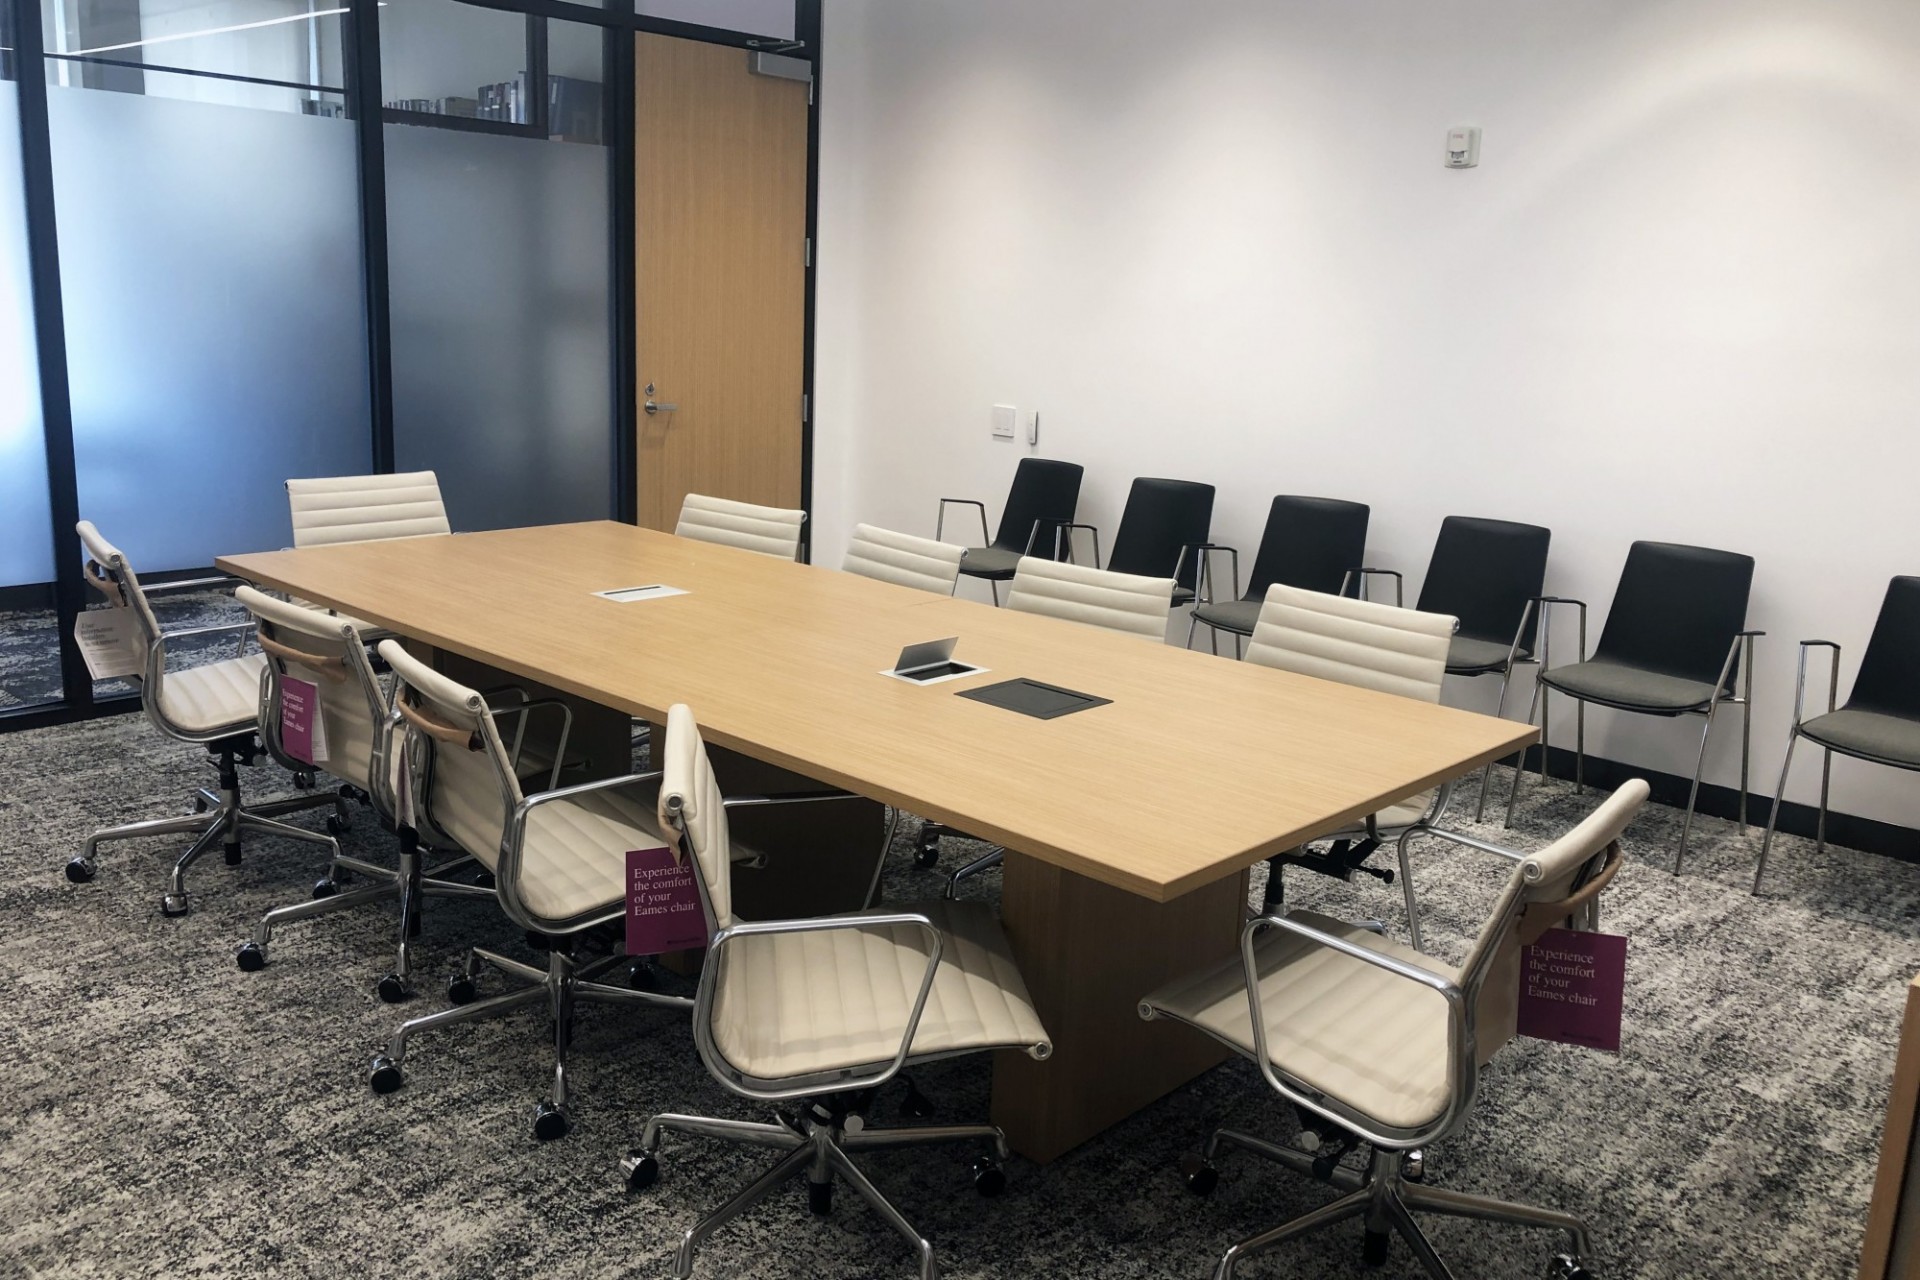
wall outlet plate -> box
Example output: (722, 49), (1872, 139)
(991, 404), (1017, 440)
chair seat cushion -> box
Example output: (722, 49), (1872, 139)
(1171, 584), (1196, 607)
(1193, 598), (1262, 637)
(1539, 659), (1723, 714)
(512, 782), (672, 922)
(958, 546), (1022, 580)
(710, 899), (1051, 1084)
(1140, 910), (1455, 1131)
(158, 652), (268, 736)
(1801, 708), (1920, 769)
(1446, 635), (1529, 676)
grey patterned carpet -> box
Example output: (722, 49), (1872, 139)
(0, 711), (1913, 1280)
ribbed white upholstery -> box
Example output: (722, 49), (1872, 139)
(842, 524), (964, 595)
(676, 493), (806, 561)
(236, 586), (382, 793)
(1248, 584), (1454, 704)
(75, 520), (162, 672)
(157, 653), (269, 736)
(658, 704), (1050, 1084)
(1005, 557), (1175, 642)
(1142, 780), (1646, 1134)
(286, 471), (450, 548)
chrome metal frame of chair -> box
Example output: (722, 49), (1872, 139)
(67, 529), (345, 916)
(1505, 595), (1761, 875)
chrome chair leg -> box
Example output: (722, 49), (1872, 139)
(1186, 614), (1201, 650)
(1398, 1179), (1593, 1260)
(1504, 679), (1546, 828)
(643, 1114), (806, 1152)
(243, 881), (396, 963)
(988, 580), (1001, 607)
(1473, 666), (1518, 822)
(842, 1123), (1009, 1157)
(1740, 696), (1753, 830)
(1754, 727), (1800, 895)
(672, 1145), (814, 1280)
(943, 847), (1004, 899)
(1675, 701), (1723, 876)
(1817, 747), (1833, 853)
(1396, 828), (1426, 953)
(1574, 701), (1585, 794)
(162, 821), (232, 916)
(1383, 1196), (1459, 1280)
(1214, 1187), (1372, 1280)
(827, 1144), (939, 1280)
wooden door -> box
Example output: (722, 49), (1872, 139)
(634, 34), (810, 535)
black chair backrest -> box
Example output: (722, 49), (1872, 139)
(1245, 495), (1370, 599)
(1848, 576), (1920, 720)
(1416, 516), (1551, 651)
(1593, 541), (1754, 687)
(993, 458), (1084, 560)
(1107, 477), (1215, 592)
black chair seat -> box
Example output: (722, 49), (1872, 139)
(958, 546), (1022, 580)
(1172, 584), (1195, 607)
(1538, 659), (1726, 715)
(1446, 635), (1530, 676)
(1800, 708), (1920, 769)
(1193, 598), (1261, 636)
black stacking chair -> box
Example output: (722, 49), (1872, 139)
(1186, 495), (1371, 657)
(1063, 477), (1215, 607)
(938, 458), (1084, 605)
(1506, 540), (1760, 874)
(1416, 516), (1552, 819)
(1754, 576), (1920, 894)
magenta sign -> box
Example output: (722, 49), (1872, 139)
(1516, 928), (1628, 1053)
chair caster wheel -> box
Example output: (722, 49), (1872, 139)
(65, 857), (96, 884)
(1182, 1156), (1219, 1197)
(161, 893), (190, 918)
(1404, 1149), (1424, 1182)
(970, 1156), (1006, 1197)
(369, 1055), (403, 1094)
(1363, 1229), (1390, 1267)
(235, 942), (267, 972)
(375, 973), (410, 1004)
(913, 837), (941, 869)
(192, 793), (211, 813)
(622, 1150), (659, 1192)
(325, 813), (349, 837)
(446, 974), (477, 1005)
(808, 1179), (832, 1216)
(313, 877), (339, 899)
(1548, 1255), (1596, 1280)
(629, 962), (656, 992)
(292, 771), (316, 790)
(533, 1100), (570, 1141)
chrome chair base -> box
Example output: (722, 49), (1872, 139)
(629, 1102), (1010, 1280)
(1189, 1129), (1595, 1280)
(367, 942), (692, 1138)
(70, 741), (345, 917)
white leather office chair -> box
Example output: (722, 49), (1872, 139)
(366, 641), (692, 1139)
(230, 588), (495, 999)
(842, 524), (965, 595)
(624, 706), (1051, 1280)
(1004, 555), (1176, 641)
(676, 493), (807, 561)
(1246, 584), (1457, 945)
(285, 470), (451, 548)
(67, 521), (344, 915)
(1142, 780), (1643, 1280)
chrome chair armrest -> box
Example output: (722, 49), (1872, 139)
(488, 697), (574, 789)
(936, 498), (991, 548)
(1236, 912), (1470, 1147)
(1174, 543), (1241, 606)
(1792, 639), (1841, 726)
(145, 573), (247, 596)
(515, 767), (664, 814)
(721, 790), (863, 809)
(1404, 824), (1530, 863)
(1045, 522), (1102, 567)
(1340, 567), (1403, 606)
(1531, 596), (1588, 668)
(152, 620), (257, 664)
(693, 911), (943, 1100)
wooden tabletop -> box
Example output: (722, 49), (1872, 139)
(218, 522), (1534, 903)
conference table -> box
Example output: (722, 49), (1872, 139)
(218, 521), (1534, 1162)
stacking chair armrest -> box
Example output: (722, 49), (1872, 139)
(692, 911), (944, 1100)
(1237, 913), (1471, 1146)
(1339, 567), (1404, 606)
(935, 498), (991, 548)
(1174, 543), (1240, 606)
(1531, 596), (1588, 667)
(1791, 639), (1842, 726)
(1045, 522), (1102, 566)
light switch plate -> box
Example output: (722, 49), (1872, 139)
(991, 404), (1017, 441)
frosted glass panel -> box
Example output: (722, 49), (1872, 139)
(638, 0), (793, 39)
(386, 122), (613, 532)
(50, 86), (370, 570)
(0, 83), (54, 590)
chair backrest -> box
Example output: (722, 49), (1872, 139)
(992, 458), (1084, 558)
(1848, 576), (1920, 721)
(1592, 541), (1754, 686)
(1247, 584), (1454, 703)
(1415, 516), (1551, 651)
(656, 703), (735, 932)
(843, 524), (964, 595)
(377, 639), (521, 869)
(286, 471), (450, 549)
(1245, 494), (1371, 599)
(676, 493), (807, 561)
(75, 521), (164, 686)
(1006, 556), (1175, 642)
(1107, 477), (1215, 592)
(236, 585), (388, 796)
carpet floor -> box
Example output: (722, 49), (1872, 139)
(0, 713), (1913, 1280)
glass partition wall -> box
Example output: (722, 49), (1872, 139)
(0, 0), (818, 727)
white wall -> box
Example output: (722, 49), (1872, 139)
(814, 0), (1920, 832)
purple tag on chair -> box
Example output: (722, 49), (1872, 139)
(1517, 928), (1627, 1053)
(626, 846), (708, 956)
(281, 677), (325, 765)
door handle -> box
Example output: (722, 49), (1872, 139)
(643, 400), (679, 416)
